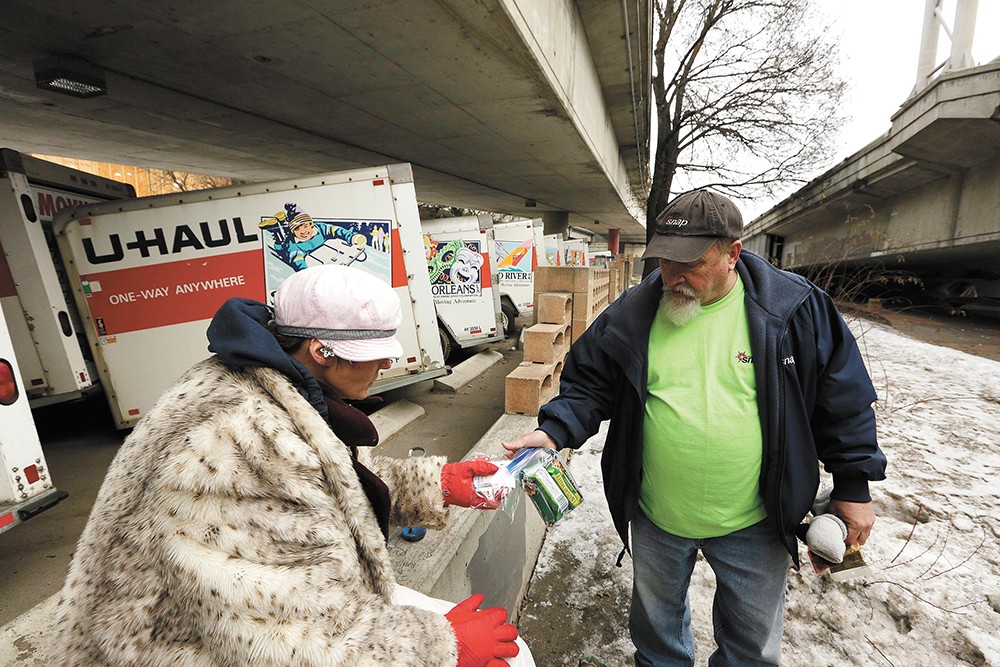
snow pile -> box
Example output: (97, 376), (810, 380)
(523, 317), (1000, 666)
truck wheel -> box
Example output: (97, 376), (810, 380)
(501, 302), (518, 338)
(438, 324), (453, 361)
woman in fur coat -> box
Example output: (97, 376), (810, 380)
(53, 265), (527, 667)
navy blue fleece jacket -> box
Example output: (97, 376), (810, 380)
(537, 251), (886, 564)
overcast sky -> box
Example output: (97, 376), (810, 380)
(743, 0), (1000, 218)
(821, 0), (1000, 159)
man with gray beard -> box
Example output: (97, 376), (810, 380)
(504, 189), (886, 667)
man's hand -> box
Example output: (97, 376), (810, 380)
(501, 430), (557, 460)
(827, 499), (876, 546)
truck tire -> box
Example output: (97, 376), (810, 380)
(501, 301), (518, 338)
(438, 324), (454, 362)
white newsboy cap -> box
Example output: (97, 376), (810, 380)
(273, 265), (404, 362)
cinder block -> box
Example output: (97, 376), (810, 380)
(536, 292), (572, 325)
(570, 318), (591, 343)
(505, 360), (563, 415)
(523, 322), (570, 364)
(535, 266), (594, 294)
(571, 284), (610, 322)
(590, 269), (610, 291)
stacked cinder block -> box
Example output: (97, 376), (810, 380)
(503, 358), (565, 416)
(532, 266), (611, 343)
(504, 266), (613, 415)
(504, 291), (571, 415)
(609, 254), (635, 302)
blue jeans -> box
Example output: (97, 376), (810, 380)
(630, 511), (790, 667)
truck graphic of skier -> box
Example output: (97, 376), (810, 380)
(259, 202), (373, 270)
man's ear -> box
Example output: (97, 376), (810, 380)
(728, 240), (743, 267)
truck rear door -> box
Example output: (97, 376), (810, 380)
(55, 164), (446, 428)
(422, 215), (504, 355)
(0, 310), (67, 534)
(0, 149), (135, 406)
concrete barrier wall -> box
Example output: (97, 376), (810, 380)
(388, 413), (546, 621)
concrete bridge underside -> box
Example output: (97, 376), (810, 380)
(745, 61), (1000, 312)
(0, 0), (650, 241)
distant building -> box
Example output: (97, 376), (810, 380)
(30, 154), (237, 197)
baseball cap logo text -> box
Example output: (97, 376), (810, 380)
(656, 217), (689, 233)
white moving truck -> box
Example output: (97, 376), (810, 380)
(54, 163), (448, 429)
(0, 149), (136, 407)
(492, 218), (546, 336)
(0, 313), (66, 534)
(421, 215), (504, 359)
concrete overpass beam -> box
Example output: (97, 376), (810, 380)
(542, 211), (569, 237)
(496, 0), (645, 225)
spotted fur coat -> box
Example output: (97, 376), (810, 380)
(53, 357), (458, 666)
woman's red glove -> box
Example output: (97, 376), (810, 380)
(445, 594), (520, 667)
(441, 460), (500, 508)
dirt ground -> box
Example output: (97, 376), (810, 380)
(375, 338), (523, 462)
(851, 304), (1000, 363)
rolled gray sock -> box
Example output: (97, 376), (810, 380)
(806, 513), (848, 563)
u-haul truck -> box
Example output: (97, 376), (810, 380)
(491, 218), (547, 336)
(0, 314), (67, 534)
(0, 149), (136, 407)
(421, 215), (504, 359)
(54, 163), (448, 429)
(540, 233), (590, 268)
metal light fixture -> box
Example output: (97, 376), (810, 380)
(33, 56), (107, 98)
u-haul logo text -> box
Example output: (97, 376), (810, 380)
(82, 217), (258, 265)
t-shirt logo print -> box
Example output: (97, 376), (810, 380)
(735, 351), (753, 364)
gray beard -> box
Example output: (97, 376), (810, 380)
(659, 286), (702, 326)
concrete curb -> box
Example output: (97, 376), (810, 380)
(0, 593), (56, 666)
(433, 349), (504, 393)
(370, 398), (425, 442)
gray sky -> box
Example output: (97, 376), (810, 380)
(823, 0), (1000, 159)
(744, 0), (1000, 218)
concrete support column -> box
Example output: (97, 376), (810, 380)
(607, 228), (620, 254)
(951, 0), (979, 69)
(914, 0), (978, 93)
(914, 0), (941, 93)
(542, 211), (569, 237)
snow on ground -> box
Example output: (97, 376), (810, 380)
(523, 316), (1000, 666)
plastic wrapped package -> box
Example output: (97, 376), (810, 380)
(471, 447), (583, 525)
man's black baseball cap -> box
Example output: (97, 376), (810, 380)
(640, 189), (743, 263)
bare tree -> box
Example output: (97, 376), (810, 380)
(648, 0), (846, 254)
(149, 170), (238, 194)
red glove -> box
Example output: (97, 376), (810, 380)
(445, 594), (520, 667)
(441, 460), (500, 508)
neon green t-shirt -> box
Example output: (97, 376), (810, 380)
(640, 275), (766, 538)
